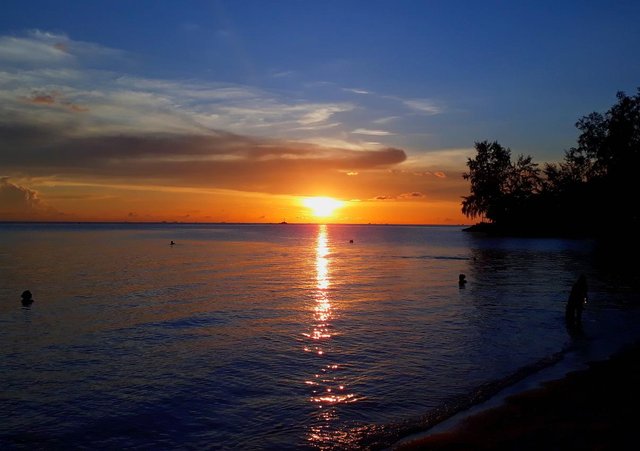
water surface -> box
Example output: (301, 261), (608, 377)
(1, 223), (637, 449)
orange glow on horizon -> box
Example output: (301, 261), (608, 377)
(3, 178), (473, 225)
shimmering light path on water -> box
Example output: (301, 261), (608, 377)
(1, 223), (637, 449)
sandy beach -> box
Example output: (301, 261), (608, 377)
(394, 342), (640, 450)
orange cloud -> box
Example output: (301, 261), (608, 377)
(29, 92), (57, 104)
(23, 91), (89, 112)
(0, 177), (62, 220)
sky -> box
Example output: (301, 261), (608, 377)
(1, 0), (639, 224)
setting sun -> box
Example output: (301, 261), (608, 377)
(302, 197), (345, 218)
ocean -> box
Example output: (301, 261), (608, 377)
(1, 223), (638, 449)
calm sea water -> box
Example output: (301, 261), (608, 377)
(1, 223), (638, 449)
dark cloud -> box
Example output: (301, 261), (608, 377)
(373, 192), (426, 201)
(399, 192), (426, 199)
(0, 124), (407, 196)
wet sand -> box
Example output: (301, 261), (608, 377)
(394, 342), (640, 450)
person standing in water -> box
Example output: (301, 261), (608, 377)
(565, 274), (587, 335)
(21, 290), (34, 307)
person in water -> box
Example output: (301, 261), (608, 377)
(21, 290), (34, 306)
(565, 274), (587, 335)
(458, 274), (467, 288)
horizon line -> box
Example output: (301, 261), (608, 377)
(0, 220), (472, 227)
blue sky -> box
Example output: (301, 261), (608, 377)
(1, 1), (639, 222)
(3, 0), (639, 154)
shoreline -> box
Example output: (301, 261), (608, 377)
(391, 340), (640, 450)
(355, 351), (567, 450)
(364, 303), (640, 450)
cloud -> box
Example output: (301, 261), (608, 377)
(406, 148), (474, 168)
(373, 191), (425, 201)
(0, 31), (354, 138)
(407, 170), (447, 178)
(113, 77), (259, 101)
(399, 191), (426, 199)
(22, 90), (89, 112)
(404, 99), (442, 115)
(0, 33), (71, 65)
(298, 105), (351, 125)
(372, 116), (400, 125)
(0, 177), (41, 208)
(296, 137), (384, 151)
(0, 123), (407, 196)
(0, 30), (469, 209)
(0, 177), (61, 219)
(343, 88), (370, 95)
(270, 70), (295, 78)
(0, 30), (124, 67)
(352, 128), (394, 136)
(28, 92), (56, 104)
(291, 122), (341, 132)
(1, 71), (353, 137)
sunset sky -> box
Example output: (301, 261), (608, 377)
(1, 1), (639, 224)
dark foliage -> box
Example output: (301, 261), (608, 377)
(462, 88), (640, 239)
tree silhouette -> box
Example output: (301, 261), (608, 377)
(462, 141), (511, 221)
(462, 141), (540, 224)
(572, 90), (640, 180)
(462, 88), (640, 238)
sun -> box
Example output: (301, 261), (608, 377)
(302, 197), (344, 218)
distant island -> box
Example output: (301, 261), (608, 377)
(460, 88), (640, 243)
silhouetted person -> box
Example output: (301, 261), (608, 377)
(21, 290), (34, 306)
(458, 274), (467, 288)
(565, 274), (587, 336)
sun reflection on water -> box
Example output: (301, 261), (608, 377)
(316, 227), (329, 290)
(304, 225), (359, 449)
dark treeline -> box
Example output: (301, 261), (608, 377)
(462, 88), (640, 241)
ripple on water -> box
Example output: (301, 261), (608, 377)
(1, 223), (636, 450)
